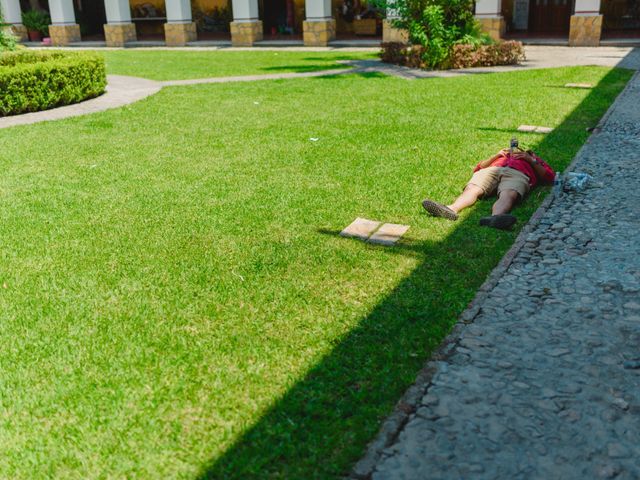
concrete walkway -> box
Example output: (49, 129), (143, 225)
(2, 46), (638, 129)
(353, 70), (640, 478)
(160, 67), (352, 87)
(0, 68), (355, 129)
(348, 46), (640, 79)
(0, 75), (161, 129)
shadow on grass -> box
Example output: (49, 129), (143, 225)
(316, 228), (426, 258)
(196, 67), (633, 479)
(302, 55), (380, 62)
(477, 126), (550, 135)
(312, 71), (389, 80)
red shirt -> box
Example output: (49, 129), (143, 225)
(474, 152), (555, 188)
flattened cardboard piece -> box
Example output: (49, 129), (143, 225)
(340, 217), (382, 240)
(368, 223), (410, 246)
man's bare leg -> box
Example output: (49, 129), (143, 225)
(492, 189), (519, 215)
(448, 184), (484, 214)
(479, 189), (519, 230)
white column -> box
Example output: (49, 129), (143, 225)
(569, 0), (602, 46)
(383, 0), (408, 43)
(573, 0), (601, 15)
(164, 0), (196, 46)
(232, 0), (259, 22)
(48, 0), (80, 45)
(0, 0), (22, 25)
(474, 0), (504, 40)
(104, 0), (132, 24)
(475, 0), (502, 17)
(305, 0), (332, 21)
(103, 0), (136, 47)
(303, 0), (334, 46)
(166, 0), (193, 23)
(49, 0), (77, 25)
(230, 0), (261, 46)
(387, 0), (400, 20)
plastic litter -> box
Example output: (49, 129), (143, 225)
(563, 172), (601, 192)
(553, 172), (562, 195)
(309, 137), (319, 142)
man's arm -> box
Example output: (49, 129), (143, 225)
(521, 153), (555, 184)
(474, 149), (508, 171)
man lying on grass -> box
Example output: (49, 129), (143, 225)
(422, 147), (555, 230)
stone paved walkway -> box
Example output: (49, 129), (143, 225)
(354, 70), (640, 479)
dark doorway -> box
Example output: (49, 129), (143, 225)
(19, 0), (50, 11)
(528, 0), (572, 33)
(260, 0), (297, 37)
(601, 0), (640, 38)
(75, 0), (107, 40)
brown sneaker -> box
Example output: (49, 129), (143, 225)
(422, 199), (458, 221)
(479, 214), (517, 230)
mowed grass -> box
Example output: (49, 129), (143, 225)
(0, 64), (631, 479)
(102, 49), (377, 80)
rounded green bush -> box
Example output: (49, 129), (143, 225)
(0, 50), (106, 116)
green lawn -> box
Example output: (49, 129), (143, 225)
(0, 54), (631, 479)
(102, 49), (377, 80)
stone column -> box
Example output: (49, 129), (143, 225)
(382, 0), (408, 43)
(303, 0), (335, 46)
(48, 0), (81, 45)
(164, 0), (197, 46)
(230, 0), (262, 46)
(569, 0), (602, 46)
(0, 0), (27, 41)
(475, 0), (505, 41)
(103, 0), (136, 47)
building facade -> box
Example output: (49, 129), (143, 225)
(0, 0), (638, 47)
(0, 0), (380, 47)
(477, 0), (639, 45)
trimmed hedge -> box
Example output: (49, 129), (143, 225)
(0, 50), (106, 116)
(381, 40), (525, 70)
(381, 43), (428, 69)
(450, 41), (525, 69)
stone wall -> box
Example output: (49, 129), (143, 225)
(230, 20), (263, 46)
(8, 24), (28, 42)
(382, 20), (408, 43)
(49, 24), (81, 46)
(477, 16), (506, 41)
(569, 15), (603, 46)
(164, 22), (197, 46)
(104, 23), (137, 47)
(302, 19), (336, 46)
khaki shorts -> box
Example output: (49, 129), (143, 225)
(466, 167), (530, 198)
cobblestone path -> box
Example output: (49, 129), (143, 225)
(363, 71), (640, 479)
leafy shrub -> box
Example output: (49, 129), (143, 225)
(450, 41), (525, 68)
(0, 50), (69, 67)
(21, 9), (50, 36)
(373, 0), (492, 69)
(381, 40), (524, 69)
(0, 11), (17, 52)
(0, 51), (106, 116)
(380, 42), (427, 69)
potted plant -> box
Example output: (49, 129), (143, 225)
(21, 9), (50, 42)
(353, 16), (377, 35)
(351, 1), (379, 35)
